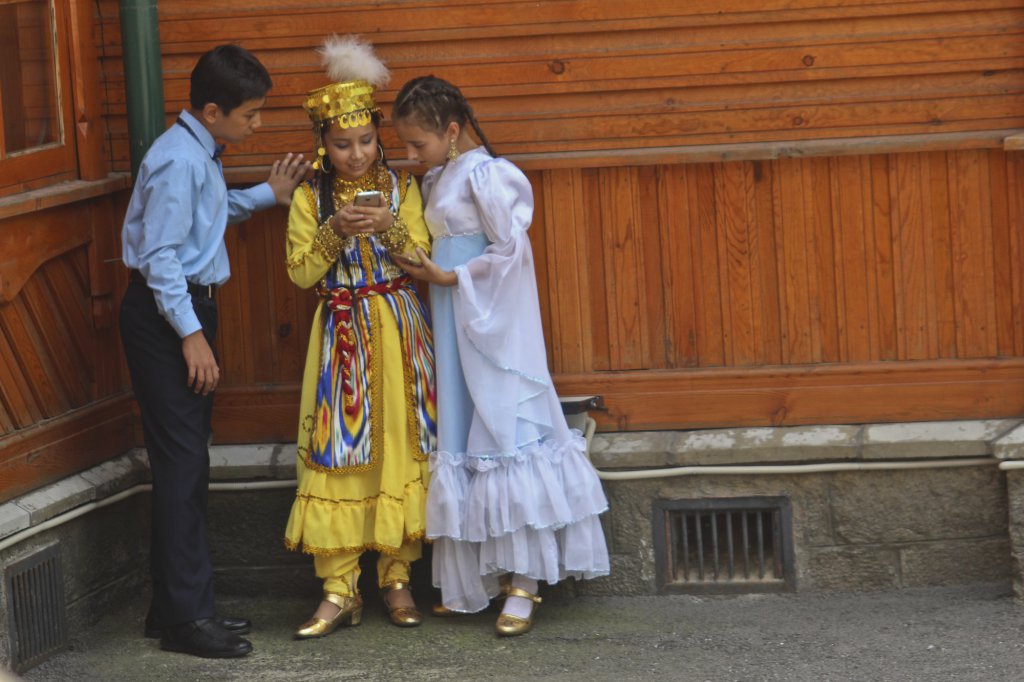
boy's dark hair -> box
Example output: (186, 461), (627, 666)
(393, 76), (497, 157)
(190, 44), (272, 114)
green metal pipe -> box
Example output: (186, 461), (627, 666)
(119, 0), (165, 179)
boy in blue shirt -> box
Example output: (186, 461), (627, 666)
(120, 44), (309, 659)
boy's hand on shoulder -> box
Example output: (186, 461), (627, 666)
(268, 153), (312, 207)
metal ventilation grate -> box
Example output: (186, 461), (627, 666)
(5, 543), (67, 672)
(653, 497), (795, 593)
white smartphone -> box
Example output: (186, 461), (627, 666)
(353, 190), (383, 207)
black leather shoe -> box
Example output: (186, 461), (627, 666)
(146, 614), (251, 639)
(159, 618), (253, 659)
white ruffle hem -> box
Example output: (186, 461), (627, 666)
(427, 430), (610, 613)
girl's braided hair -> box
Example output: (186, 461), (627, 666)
(392, 76), (497, 157)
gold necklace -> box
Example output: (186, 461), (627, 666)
(331, 163), (392, 210)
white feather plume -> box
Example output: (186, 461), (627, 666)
(318, 34), (389, 87)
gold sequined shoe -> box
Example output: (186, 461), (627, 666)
(382, 582), (422, 627)
(494, 587), (542, 637)
(294, 592), (363, 639)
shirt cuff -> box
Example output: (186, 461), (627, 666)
(249, 182), (277, 211)
(167, 308), (202, 339)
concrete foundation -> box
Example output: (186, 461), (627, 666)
(4, 419), (1024, 671)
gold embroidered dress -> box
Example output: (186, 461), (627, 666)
(283, 164), (436, 560)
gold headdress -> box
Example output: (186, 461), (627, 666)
(304, 35), (390, 170)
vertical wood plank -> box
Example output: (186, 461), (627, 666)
(832, 156), (872, 361)
(689, 163), (725, 367)
(751, 159), (783, 366)
(926, 151), (958, 358)
(67, 0), (108, 180)
(1006, 153), (1024, 356)
(948, 150), (998, 357)
(808, 157), (839, 363)
(583, 168), (611, 371)
(916, 154), (940, 358)
(598, 167), (648, 370)
(978, 151), (1000, 358)
(892, 153), (930, 360)
(657, 165), (698, 368)
(987, 150), (1015, 357)
(219, 226), (254, 386)
(868, 154), (897, 361)
(715, 161), (756, 366)
(773, 157), (813, 364)
(245, 217), (276, 384)
(541, 167), (592, 374)
(268, 206), (305, 383)
(638, 165), (668, 369)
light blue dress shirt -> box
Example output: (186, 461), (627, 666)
(121, 110), (276, 338)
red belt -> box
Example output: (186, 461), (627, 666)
(317, 276), (411, 414)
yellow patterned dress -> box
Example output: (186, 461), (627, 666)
(283, 163), (436, 594)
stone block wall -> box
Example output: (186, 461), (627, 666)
(580, 467), (1009, 596)
(993, 425), (1024, 598)
(581, 420), (1019, 596)
(0, 497), (149, 667)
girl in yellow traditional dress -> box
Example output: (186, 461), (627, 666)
(283, 36), (435, 638)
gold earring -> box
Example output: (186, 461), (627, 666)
(447, 137), (460, 161)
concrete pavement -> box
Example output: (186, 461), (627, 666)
(18, 582), (1024, 682)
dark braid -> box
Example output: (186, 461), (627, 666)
(393, 76), (498, 157)
(316, 165), (333, 224)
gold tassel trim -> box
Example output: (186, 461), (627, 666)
(284, 530), (426, 557)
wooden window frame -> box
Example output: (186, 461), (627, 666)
(0, 0), (78, 197)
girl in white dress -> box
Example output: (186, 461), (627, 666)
(391, 76), (610, 636)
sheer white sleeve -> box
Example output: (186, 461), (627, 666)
(450, 158), (567, 456)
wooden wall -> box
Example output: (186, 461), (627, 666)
(98, 0), (1024, 438)
(3, 0), (1023, 499)
(0, 186), (133, 502)
(217, 147), (1024, 437)
(93, 0), (1024, 168)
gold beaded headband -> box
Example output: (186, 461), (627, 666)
(305, 35), (389, 171)
(303, 80), (380, 128)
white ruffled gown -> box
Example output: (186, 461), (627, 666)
(423, 147), (610, 613)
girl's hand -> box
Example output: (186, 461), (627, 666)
(330, 204), (382, 238)
(395, 247), (457, 286)
(351, 204), (394, 233)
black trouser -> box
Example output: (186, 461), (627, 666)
(120, 278), (218, 627)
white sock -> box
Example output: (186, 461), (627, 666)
(502, 574), (539, 619)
